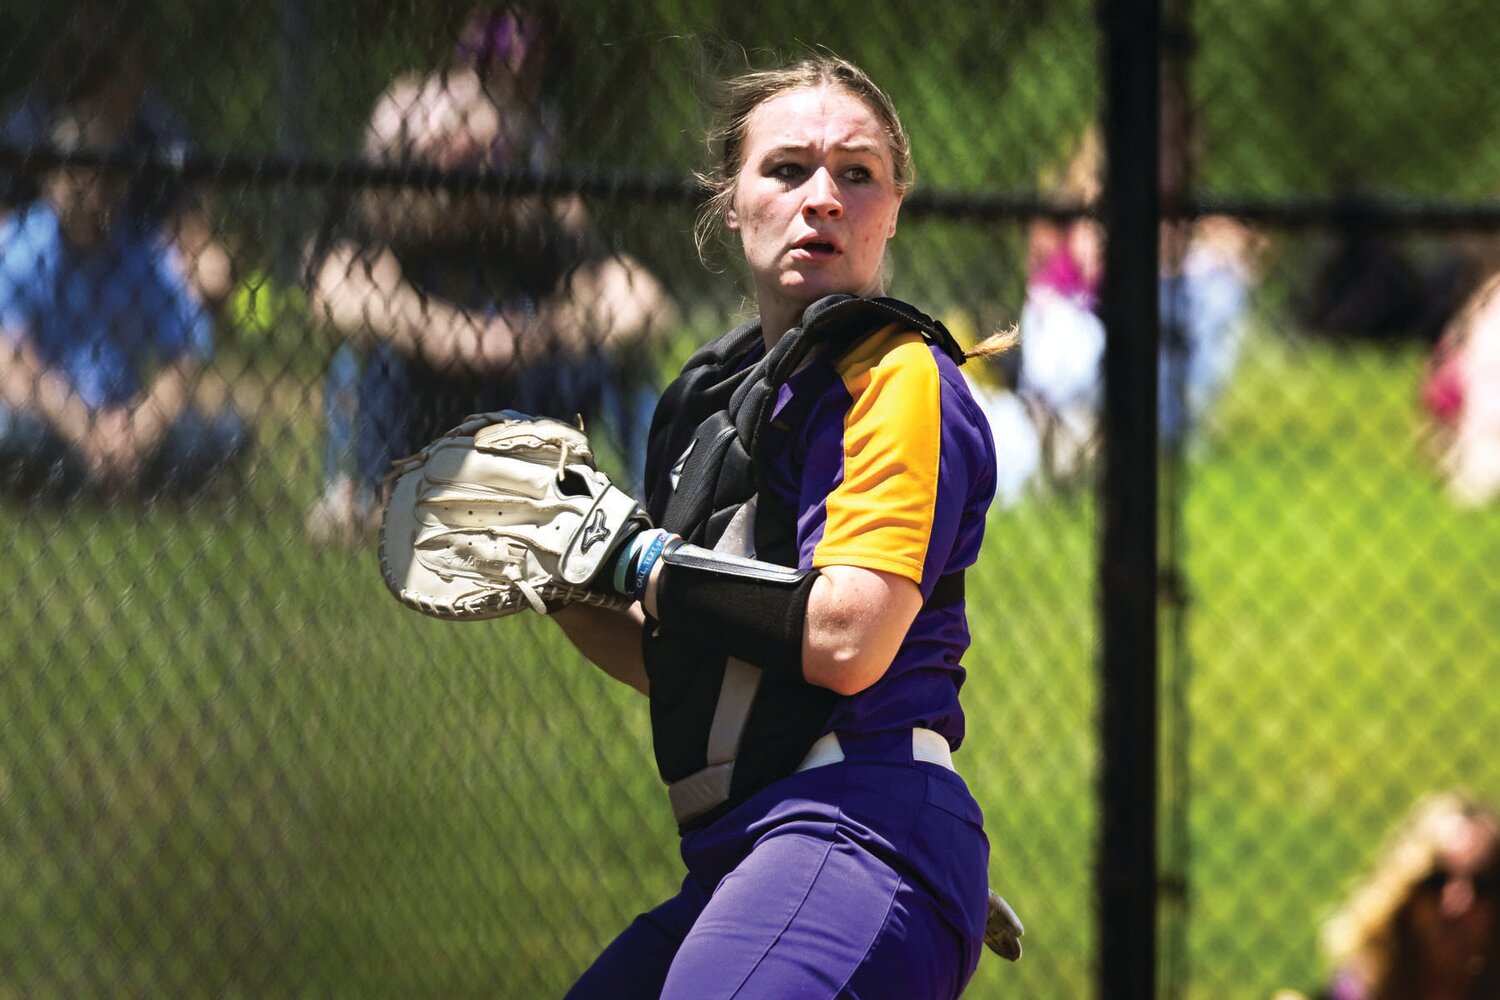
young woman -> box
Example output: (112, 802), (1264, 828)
(307, 3), (672, 541)
(1314, 791), (1499, 1000)
(553, 53), (1012, 999)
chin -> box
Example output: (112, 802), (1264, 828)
(782, 272), (874, 305)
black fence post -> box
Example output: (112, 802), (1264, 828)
(1157, 0), (1195, 994)
(1097, 0), (1161, 996)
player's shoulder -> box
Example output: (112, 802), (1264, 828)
(365, 70), (447, 152)
(833, 322), (937, 381)
(372, 70), (429, 109)
(0, 205), (58, 319)
(832, 320), (996, 458)
(832, 322), (977, 402)
(0, 202), (61, 260)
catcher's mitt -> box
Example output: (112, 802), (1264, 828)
(380, 411), (649, 620)
(985, 888), (1025, 961)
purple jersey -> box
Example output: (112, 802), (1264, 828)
(572, 311), (999, 999)
(758, 323), (997, 748)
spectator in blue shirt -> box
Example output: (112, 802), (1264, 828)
(0, 105), (249, 498)
(0, 7), (235, 313)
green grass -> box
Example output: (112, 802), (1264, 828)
(1171, 330), (1500, 998)
(1, 322), (1496, 998)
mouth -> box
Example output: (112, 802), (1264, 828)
(790, 236), (841, 259)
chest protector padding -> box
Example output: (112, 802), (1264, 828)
(641, 295), (967, 830)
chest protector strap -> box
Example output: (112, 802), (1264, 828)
(641, 295), (969, 830)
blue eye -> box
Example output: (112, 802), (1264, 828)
(770, 163), (805, 182)
(846, 165), (872, 183)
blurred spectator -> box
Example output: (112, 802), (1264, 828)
(307, 3), (674, 543)
(1424, 273), (1500, 508)
(0, 4), (235, 312)
(1158, 213), (1263, 449)
(1008, 125), (1263, 496)
(1014, 127), (1105, 488)
(1294, 222), (1480, 348)
(0, 106), (250, 498)
(1155, 77), (1263, 452)
(1309, 791), (1500, 1000)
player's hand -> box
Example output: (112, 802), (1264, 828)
(84, 408), (146, 490)
(380, 412), (651, 620)
(435, 306), (541, 377)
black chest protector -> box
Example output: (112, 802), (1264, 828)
(640, 294), (968, 831)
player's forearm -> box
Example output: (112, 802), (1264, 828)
(312, 242), (417, 343)
(551, 603), (650, 695)
(636, 543), (918, 696)
(0, 337), (95, 450)
(311, 241), (514, 372)
(800, 566), (922, 696)
(168, 210), (235, 310)
(127, 359), (198, 455)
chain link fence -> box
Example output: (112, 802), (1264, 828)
(2, 0), (1497, 997)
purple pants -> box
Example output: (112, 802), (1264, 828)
(568, 735), (990, 1000)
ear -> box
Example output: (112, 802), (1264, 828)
(886, 195), (903, 238)
(725, 205), (740, 232)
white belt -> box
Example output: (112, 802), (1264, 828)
(795, 728), (956, 774)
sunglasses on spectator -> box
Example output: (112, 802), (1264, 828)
(1415, 869), (1498, 897)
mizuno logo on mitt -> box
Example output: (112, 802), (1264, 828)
(579, 508), (610, 553)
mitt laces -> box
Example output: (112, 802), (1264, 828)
(503, 564), (550, 615)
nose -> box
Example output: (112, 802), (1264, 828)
(1440, 877), (1477, 919)
(802, 167), (842, 219)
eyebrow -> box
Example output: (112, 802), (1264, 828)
(761, 140), (884, 157)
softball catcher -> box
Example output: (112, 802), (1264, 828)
(381, 52), (1021, 1000)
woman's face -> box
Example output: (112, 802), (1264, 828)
(728, 85), (903, 334)
(1406, 814), (1497, 974)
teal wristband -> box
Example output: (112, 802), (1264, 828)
(631, 531), (674, 603)
(611, 531), (649, 596)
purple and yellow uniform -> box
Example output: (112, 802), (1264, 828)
(569, 316), (997, 1000)
(761, 322), (995, 749)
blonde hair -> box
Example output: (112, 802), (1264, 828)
(1321, 791), (1500, 999)
(1041, 123), (1103, 203)
(693, 53), (914, 261)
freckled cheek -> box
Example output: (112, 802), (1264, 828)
(741, 201), (797, 264)
(849, 228), (891, 270)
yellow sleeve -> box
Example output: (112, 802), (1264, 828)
(811, 326), (941, 584)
